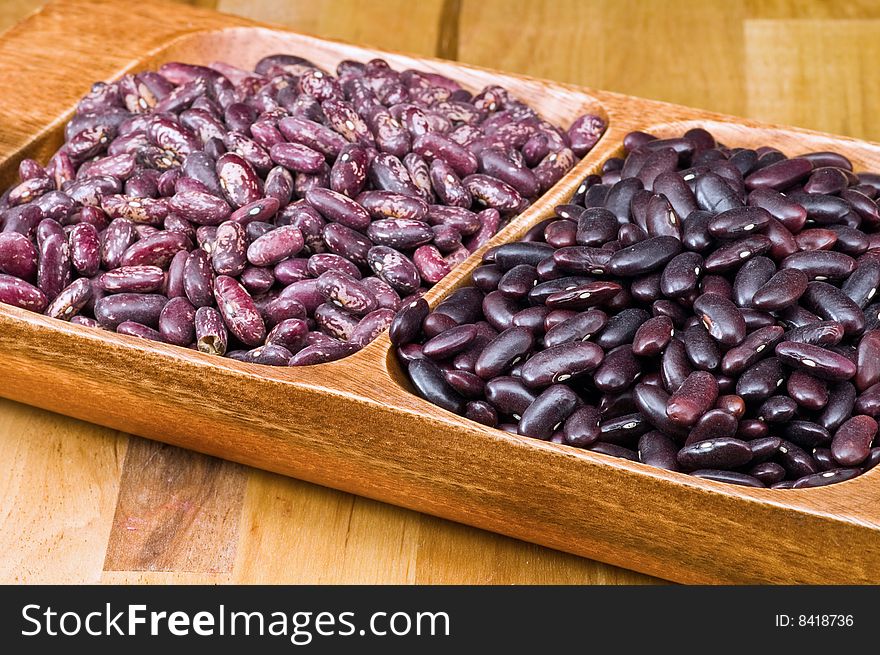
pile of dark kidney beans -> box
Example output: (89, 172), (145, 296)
(0, 54), (605, 366)
(392, 127), (880, 489)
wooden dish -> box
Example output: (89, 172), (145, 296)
(1, 0), (879, 584)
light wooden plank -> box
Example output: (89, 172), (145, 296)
(457, 0), (748, 116)
(100, 571), (231, 584)
(217, 0), (448, 57)
(104, 438), (247, 573)
(232, 470), (419, 584)
(413, 516), (660, 584)
(0, 399), (126, 583)
(744, 19), (880, 140)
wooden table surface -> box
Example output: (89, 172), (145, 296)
(2, 0), (879, 585)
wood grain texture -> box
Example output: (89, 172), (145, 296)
(104, 439), (247, 572)
(2, 0), (880, 586)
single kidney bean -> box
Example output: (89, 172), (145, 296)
(0, 232), (38, 280)
(775, 341), (857, 381)
(831, 414), (877, 466)
(519, 384), (579, 440)
(44, 277), (92, 320)
(100, 265), (165, 293)
(159, 296), (197, 346)
(117, 320), (166, 343)
(684, 409), (738, 446)
(67, 223), (101, 277)
(666, 370), (719, 427)
(677, 437), (752, 471)
(194, 306), (227, 355)
(120, 231), (190, 268)
(520, 341), (604, 388)
(94, 293), (166, 329)
(213, 275), (265, 346)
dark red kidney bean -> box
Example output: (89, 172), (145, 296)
(484, 376), (537, 418)
(744, 157), (812, 190)
(682, 324), (721, 372)
(497, 264), (538, 299)
(0, 232), (38, 280)
(562, 405), (601, 447)
(736, 356), (784, 402)
(636, 430), (679, 471)
(715, 394), (746, 418)
(464, 400), (498, 427)
(422, 324), (478, 360)
(599, 412), (649, 444)
(545, 281), (621, 310)
(785, 320), (845, 346)
(94, 293), (166, 329)
(782, 251), (857, 284)
(659, 251), (703, 298)
(365, 246), (418, 294)
(587, 442), (639, 461)
(756, 395), (797, 423)
(631, 315), (675, 356)
(777, 440), (819, 478)
(633, 383), (688, 439)
(520, 341), (604, 388)
(796, 227), (837, 252)
(660, 335), (696, 393)
(543, 220), (577, 249)
(830, 414), (877, 466)
(677, 437), (752, 471)
(434, 287), (484, 325)
(792, 468), (861, 488)
(519, 384), (579, 440)
(443, 369), (486, 399)
(158, 296), (196, 346)
(693, 292), (746, 346)
(721, 325), (785, 376)
(776, 340), (856, 381)
(749, 461), (786, 485)
(653, 299), (689, 328)
(601, 178), (642, 223)
(630, 272), (662, 303)
(553, 246), (613, 275)
(472, 264), (503, 292)
(67, 223), (100, 277)
(855, 382), (880, 416)
(644, 194), (681, 239)
(683, 409), (738, 446)
(736, 418), (769, 441)
(666, 370), (719, 427)
(542, 309), (607, 348)
(592, 345), (640, 393)
(406, 357), (465, 414)
(529, 275), (592, 305)
(780, 419), (831, 449)
(703, 235), (772, 272)
(690, 470), (765, 487)
(830, 226), (868, 255)
(638, 148), (678, 189)
(608, 235), (682, 276)
(750, 268), (808, 311)
(575, 207), (618, 246)
(213, 275), (265, 347)
(740, 308), (775, 331)
(708, 206), (771, 238)
(543, 309), (577, 332)
(474, 326), (534, 380)
(748, 188), (807, 233)
(732, 255), (775, 308)
(680, 209), (714, 253)
(818, 381), (857, 432)
(798, 151), (852, 170)
(800, 281), (865, 336)
(695, 172), (743, 213)
(788, 191), (851, 224)
(594, 308), (651, 350)
(855, 329), (880, 391)
(841, 188), (880, 227)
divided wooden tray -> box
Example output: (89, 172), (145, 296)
(1, 0), (879, 584)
